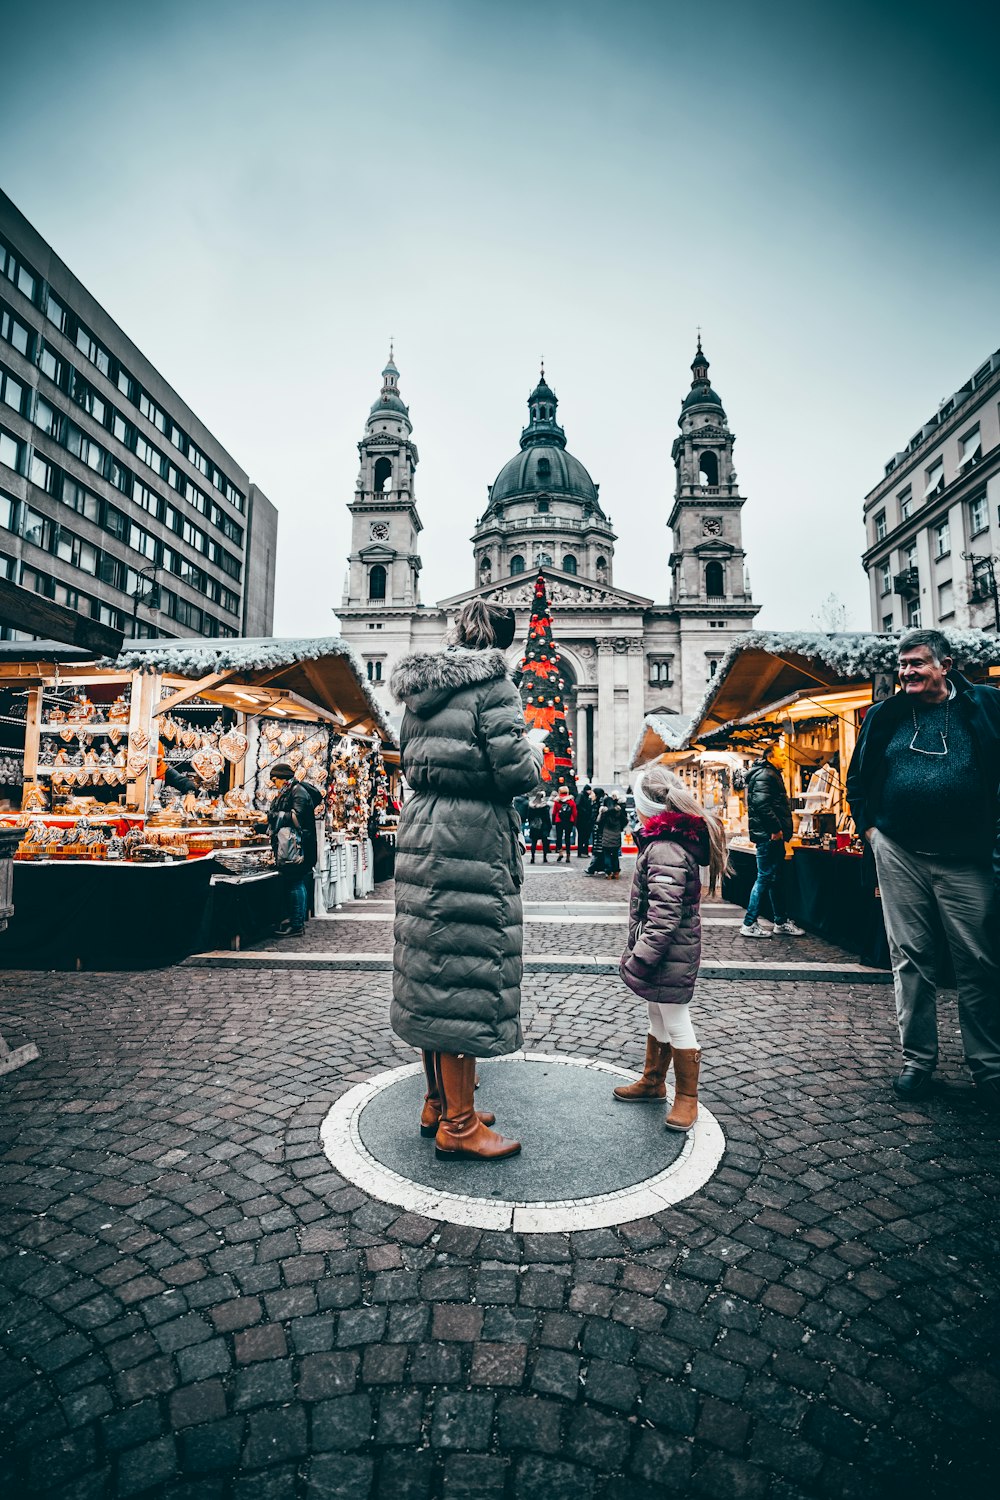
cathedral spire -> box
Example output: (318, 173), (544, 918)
(368, 345), (410, 426)
(521, 364), (566, 450)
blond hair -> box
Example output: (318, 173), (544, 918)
(638, 761), (729, 893)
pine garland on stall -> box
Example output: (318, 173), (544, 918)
(518, 573), (574, 786)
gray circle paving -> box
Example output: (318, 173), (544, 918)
(357, 1057), (686, 1199)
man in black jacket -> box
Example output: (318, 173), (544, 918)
(267, 763), (321, 937)
(846, 629), (1000, 1105)
(740, 744), (804, 938)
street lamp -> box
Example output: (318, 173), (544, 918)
(961, 551), (1000, 631)
(131, 564), (160, 637)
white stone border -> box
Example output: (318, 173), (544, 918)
(319, 1051), (726, 1233)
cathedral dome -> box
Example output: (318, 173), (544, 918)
(369, 350), (409, 419)
(679, 338), (725, 421)
(490, 444), (599, 505)
(488, 366), (602, 510)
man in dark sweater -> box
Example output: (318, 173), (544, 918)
(846, 629), (1000, 1106)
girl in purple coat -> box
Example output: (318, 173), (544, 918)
(613, 763), (728, 1131)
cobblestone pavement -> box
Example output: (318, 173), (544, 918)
(1, 868), (997, 1499)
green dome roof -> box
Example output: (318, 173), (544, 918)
(681, 380), (724, 412)
(368, 351), (409, 420)
(490, 444), (600, 506)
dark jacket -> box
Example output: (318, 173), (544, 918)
(389, 646), (542, 1057)
(268, 780), (321, 869)
(619, 811), (708, 1005)
(526, 801), (551, 836)
(595, 801), (628, 852)
(576, 792), (596, 837)
(746, 760), (793, 843)
(846, 673), (1000, 873)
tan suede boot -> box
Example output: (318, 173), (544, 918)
(664, 1048), (701, 1132)
(420, 1051), (494, 1137)
(434, 1054), (521, 1160)
(613, 1036), (672, 1101)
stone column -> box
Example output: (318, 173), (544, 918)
(627, 639), (646, 758)
(596, 638), (616, 786)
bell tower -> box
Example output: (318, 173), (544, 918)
(668, 338), (758, 701)
(343, 350), (423, 608)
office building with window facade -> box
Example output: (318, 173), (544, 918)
(0, 191), (277, 640)
(862, 348), (1000, 633)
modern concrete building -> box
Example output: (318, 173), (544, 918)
(862, 347), (1000, 633)
(0, 190), (277, 641)
(337, 343), (760, 785)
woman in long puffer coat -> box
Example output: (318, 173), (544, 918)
(613, 763), (728, 1131)
(390, 600), (543, 1160)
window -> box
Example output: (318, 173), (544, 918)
(21, 563), (54, 597)
(34, 398), (59, 437)
(537, 499), (549, 513)
(22, 507), (53, 550)
(882, 614), (894, 631)
(875, 510), (887, 539)
(134, 480), (162, 520)
(117, 367), (133, 399)
(938, 580), (954, 619)
(103, 504), (128, 542)
(213, 546), (241, 581)
(55, 526), (98, 575)
(138, 391), (167, 433)
(0, 489), (17, 531)
(129, 522), (158, 562)
(75, 324), (110, 377)
(45, 294), (67, 333)
(509, 554), (525, 575)
(648, 659), (673, 686)
(935, 520), (950, 558)
(0, 367), (25, 415)
(29, 452), (54, 490)
(907, 600), (921, 627)
(135, 434), (163, 472)
(705, 560), (725, 597)
(0, 428), (22, 473)
(39, 345), (64, 385)
(169, 423), (187, 455)
(924, 460), (944, 498)
(970, 494), (988, 535)
(188, 481), (209, 515)
(698, 451), (719, 486)
(1, 241), (37, 303)
(562, 554), (577, 574)
(221, 588), (240, 616)
(373, 456), (392, 492)
(899, 487), (913, 521)
(879, 561), (892, 595)
(960, 427), (981, 470)
(706, 656), (722, 679)
(368, 564), (387, 600)
(0, 304), (31, 358)
(190, 445), (209, 477)
(62, 478), (101, 524)
(366, 659), (383, 682)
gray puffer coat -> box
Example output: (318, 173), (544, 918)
(390, 646), (543, 1057)
(619, 811), (709, 1005)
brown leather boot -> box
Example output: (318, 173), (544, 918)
(420, 1051), (494, 1137)
(664, 1048), (701, 1132)
(434, 1054), (521, 1160)
(613, 1035), (671, 1101)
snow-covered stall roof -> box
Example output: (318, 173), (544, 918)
(629, 713), (693, 769)
(686, 629), (1000, 744)
(113, 636), (396, 745)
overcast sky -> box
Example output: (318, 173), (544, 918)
(2, 0), (998, 635)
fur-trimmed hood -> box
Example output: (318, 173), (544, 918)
(390, 647), (511, 718)
(636, 809), (709, 862)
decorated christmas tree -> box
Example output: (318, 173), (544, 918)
(518, 573), (575, 787)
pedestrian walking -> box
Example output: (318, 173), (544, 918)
(526, 792), (552, 862)
(613, 764), (728, 1130)
(739, 745), (804, 938)
(593, 792), (627, 877)
(551, 783), (577, 861)
(266, 763), (321, 937)
(390, 599), (543, 1159)
(846, 629), (1000, 1106)
(576, 784), (596, 857)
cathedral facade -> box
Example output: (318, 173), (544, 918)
(337, 344), (759, 786)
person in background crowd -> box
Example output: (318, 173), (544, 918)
(739, 744), (804, 939)
(512, 791), (530, 836)
(593, 791), (628, 878)
(551, 783), (577, 862)
(267, 763), (321, 938)
(576, 784), (596, 858)
(613, 764), (728, 1131)
(526, 791), (552, 863)
(389, 598), (543, 1159)
(846, 628), (1000, 1107)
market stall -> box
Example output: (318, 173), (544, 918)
(0, 636), (396, 967)
(632, 630), (1000, 966)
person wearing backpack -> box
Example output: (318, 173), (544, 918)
(267, 762), (320, 937)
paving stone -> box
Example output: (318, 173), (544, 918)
(375, 1388), (425, 1445)
(179, 1417), (245, 1473)
(442, 1453), (508, 1498)
(312, 1393), (373, 1451)
(514, 1455), (596, 1500)
(580, 1358), (640, 1413)
(408, 1342), (464, 1385)
(374, 1448), (434, 1499)
(564, 1406), (630, 1470)
(430, 1390), (495, 1450)
(117, 1436), (177, 1494)
(298, 1352), (359, 1400)
(530, 1347), (581, 1400)
(630, 1428), (693, 1486)
(232, 1361), (295, 1410)
(233, 1323), (287, 1363)
(169, 1380), (227, 1429)
(470, 1341), (528, 1387)
(431, 1303), (483, 1341)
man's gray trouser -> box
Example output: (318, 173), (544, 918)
(871, 829), (1000, 1082)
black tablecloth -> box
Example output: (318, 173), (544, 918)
(723, 845), (891, 969)
(0, 858), (217, 970)
(209, 871), (282, 950)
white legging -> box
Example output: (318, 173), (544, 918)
(647, 1002), (699, 1050)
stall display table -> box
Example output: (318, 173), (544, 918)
(0, 856), (217, 970)
(209, 869), (282, 950)
(724, 843), (890, 969)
